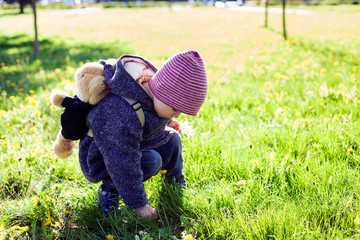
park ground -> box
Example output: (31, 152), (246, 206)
(1, 4), (360, 239)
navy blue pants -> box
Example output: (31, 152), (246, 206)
(102, 133), (184, 191)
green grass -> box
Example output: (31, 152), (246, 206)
(1, 6), (360, 239)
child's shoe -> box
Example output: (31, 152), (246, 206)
(97, 186), (120, 214)
(165, 175), (187, 189)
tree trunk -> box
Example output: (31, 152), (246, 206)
(282, 0), (287, 40)
(264, 0), (269, 28)
(31, 0), (39, 57)
(19, 0), (25, 13)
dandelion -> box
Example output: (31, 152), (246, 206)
(44, 211), (51, 226)
(219, 124), (225, 130)
(183, 234), (195, 240)
(44, 220), (51, 226)
(347, 148), (355, 154)
(257, 107), (264, 113)
(1, 135), (6, 139)
(106, 234), (115, 240)
(275, 107), (285, 119)
(159, 170), (167, 175)
(9, 96), (15, 100)
(180, 120), (196, 137)
(9, 226), (29, 234)
(2, 66), (8, 71)
(1, 141), (8, 147)
(30, 100), (37, 106)
(29, 90), (35, 94)
(236, 180), (246, 187)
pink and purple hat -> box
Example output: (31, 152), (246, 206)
(149, 50), (208, 116)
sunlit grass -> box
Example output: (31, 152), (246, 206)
(1, 5), (360, 240)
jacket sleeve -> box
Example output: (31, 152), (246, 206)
(90, 94), (147, 209)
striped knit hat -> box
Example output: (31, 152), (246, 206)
(149, 50), (208, 116)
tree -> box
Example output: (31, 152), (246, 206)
(264, 0), (269, 28)
(31, 0), (39, 56)
(282, 0), (287, 40)
(19, 0), (31, 14)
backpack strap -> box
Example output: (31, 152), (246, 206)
(122, 96), (145, 127)
(87, 96), (145, 138)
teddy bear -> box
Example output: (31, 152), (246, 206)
(50, 62), (110, 159)
(50, 58), (156, 159)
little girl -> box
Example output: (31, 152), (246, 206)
(78, 50), (208, 220)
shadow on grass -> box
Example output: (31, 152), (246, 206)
(60, 185), (185, 240)
(0, 32), (133, 96)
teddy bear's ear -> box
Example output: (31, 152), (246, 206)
(50, 90), (68, 108)
(88, 75), (110, 105)
(75, 62), (104, 82)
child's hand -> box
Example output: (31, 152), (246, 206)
(135, 204), (158, 221)
(167, 120), (182, 134)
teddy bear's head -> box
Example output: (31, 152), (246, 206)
(75, 62), (110, 105)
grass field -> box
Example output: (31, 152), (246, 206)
(1, 4), (360, 239)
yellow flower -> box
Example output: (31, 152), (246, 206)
(34, 198), (40, 206)
(9, 225), (29, 233)
(219, 124), (225, 130)
(9, 96), (15, 100)
(29, 90), (35, 94)
(2, 66), (8, 71)
(106, 234), (115, 240)
(1, 141), (8, 147)
(44, 221), (51, 226)
(55, 68), (62, 73)
(1, 135), (6, 139)
(236, 180), (246, 187)
(257, 107), (264, 113)
(30, 100), (37, 106)
(348, 148), (355, 154)
(159, 170), (167, 175)
(183, 234), (194, 240)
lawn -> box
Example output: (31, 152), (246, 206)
(1, 4), (360, 239)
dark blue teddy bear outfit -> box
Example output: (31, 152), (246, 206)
(78, 55), (184, 209)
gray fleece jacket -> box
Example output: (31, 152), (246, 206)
(79, 55), (173, 209)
